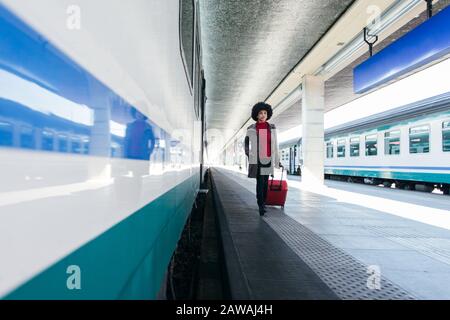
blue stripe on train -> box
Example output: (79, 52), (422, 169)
(0, 4), (172, 161)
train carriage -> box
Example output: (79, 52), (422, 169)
(0, 0), (206, 299)
(280, 93), (450, 194)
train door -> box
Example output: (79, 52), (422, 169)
(289, 146), (296, 174)
(294, 145), (297, 174)
(199, 72), (206, 187)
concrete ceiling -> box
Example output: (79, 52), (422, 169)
(199, 0), (354, 136)
(271, 98), (301, 131)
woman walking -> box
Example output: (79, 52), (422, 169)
(244, 102), (281, 216)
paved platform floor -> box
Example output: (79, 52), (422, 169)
(211, 166), (450, 300)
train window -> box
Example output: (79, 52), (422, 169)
(384, 130), (400, 155)
(20, 126), (35, 149)
(443, 121), (450, 152)
(337, 139), (346, 158)
(409, 125), (429, 154)
(0, 121), (13, 147)
(82, 137), (90, 154)
(193, 23), (202, 119)
(179, 0), (195, 90)
(42, 130), (54, 151)
(58, 134), (68, 152)
(350, 137), (360, 157)
(365, 134), (378, 156)
(71, 137), (82, 154)
(111, 143), (121, 158)
(326, 141), (334, 158)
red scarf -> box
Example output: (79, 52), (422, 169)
(256, 121), (271, 157)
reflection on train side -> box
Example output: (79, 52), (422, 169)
(0, 52), (167, 163)
(0, 101), (189, 169)
(0, 112), (161, 161)
(0, 78), (165, 162)
(0, 4), (193, 201)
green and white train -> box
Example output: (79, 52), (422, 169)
(282, 93), (450, 194)
(0, 0), (206, 299)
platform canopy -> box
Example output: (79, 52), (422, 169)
(199, 0), (354, 149)
(200, 0), (448, 159)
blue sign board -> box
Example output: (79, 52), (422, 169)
(354, 6), (450, 94)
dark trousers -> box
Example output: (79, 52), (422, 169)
(256, 165), (269, 207)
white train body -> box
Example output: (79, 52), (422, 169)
(275, 95), (450, 193)
(324, 103), (450, 192)
(0, 0), (205, 299)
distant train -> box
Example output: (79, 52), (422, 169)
(0, 0), (205, 299)
(280, 141), (302, 176)
(280, 93), (450, 195)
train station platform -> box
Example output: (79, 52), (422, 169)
(210, 167), (450, 300)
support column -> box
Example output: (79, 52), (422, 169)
(301, 74), (325, 186)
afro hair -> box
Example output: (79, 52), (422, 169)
(251, 102), (273, 121)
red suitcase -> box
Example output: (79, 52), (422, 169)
(265, 168), (288, 208)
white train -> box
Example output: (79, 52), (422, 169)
(279, 140), (302, 175)
(0, 0), (205, 299)
(280, 93), (450, 194)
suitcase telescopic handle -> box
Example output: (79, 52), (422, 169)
(270, 167), (284, 191)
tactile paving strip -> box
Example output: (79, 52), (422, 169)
(264, 214), (416, 300)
